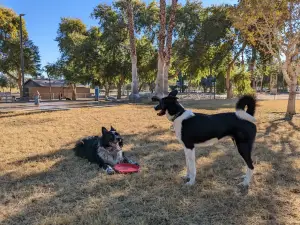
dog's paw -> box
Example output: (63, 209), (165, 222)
(237, 182), (249, 195)
(105, 166), (115, 175)
(234, 174), (246, 180)
(238, 180), (249, 188)
(170, 125), (175, 132)
(185, 180), (195, 186)
(181, 175), (190, 182)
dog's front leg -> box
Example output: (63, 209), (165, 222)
(183, 148), (191, 181)
(185, 148), (196, 185)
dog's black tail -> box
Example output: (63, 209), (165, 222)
(235, 95), (256, 122)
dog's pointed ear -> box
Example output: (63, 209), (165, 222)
(168, 90), (178, 97)
(110, 126), (116, 131)
(102, 127), (108, 134)
(152, 96), (160, 102)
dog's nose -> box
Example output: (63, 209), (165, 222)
(154, 105), (160, 110)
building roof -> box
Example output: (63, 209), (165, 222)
(24, 79), (88, 88)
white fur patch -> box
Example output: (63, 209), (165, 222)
(235, 110), (256, 123)
(240, 168), (253, 186)
(166, 110), (174, 121)
(185, 147), (196, 185)
(183, 148), (191, 178)
(171, 110), (195, 142)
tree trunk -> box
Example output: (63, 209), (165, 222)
(17, 70), (22, 96)
(163, 64), (170, 94)
(117, 83), (122, 100)
(226, 64), (233, 99)
(122, 85), (126, 96)
(138, 82), (145, 92)
(71, 84), (77, 100)
(286, 77), (297, 120)
(260, 75), (264, 92)
(130, 55), (139, 101)
(154, 0), (177, 97)
(149, 82), (155, 93)
(269, 73), (272, 91)
(155, 55), (167, 98)
(226, 42), (246, 99)
(126, 0), (139, 102)
(104, 82), (109, 97)
(163, 0), (178, 95)
(250, 47), (257, 89)
(155, 0), (167, 98)
(117, 75), (125, 100)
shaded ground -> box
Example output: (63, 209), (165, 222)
(0, 99), (300, 225)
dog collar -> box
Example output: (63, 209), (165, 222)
(171, 110), (185, 122)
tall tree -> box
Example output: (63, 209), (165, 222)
(125, 0), (140, 101)
(231, 0), (300, 119)
(200, 5), (246, 99)
(177, 5), (240, 98)
(136, 37), (157, 92)
(44, 63), (60, 99)
(154, 0), (178, 98)
(92, 4), (131, 98)
(55, 18), (88, 100)
(173, 1), (203, 78)
(0, 7), (41, 94)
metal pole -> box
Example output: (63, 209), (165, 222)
(19, 14), (25, 99)
(49, 76), (52, 100)
(214, 77), (216, 99)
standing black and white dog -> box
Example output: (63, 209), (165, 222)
(152, 90), (257, 187)
(74, 126), (135, 174)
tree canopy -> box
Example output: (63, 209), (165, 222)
(0, 7), (41, 93)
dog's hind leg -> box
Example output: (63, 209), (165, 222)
(236, 141), (254, 187)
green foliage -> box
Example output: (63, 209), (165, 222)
(44, 63), (59, 78)
(136, 37), (157, 88)
(45, 0), (285, 99)
(0, 7), (41, 90)
(172, 3), (235, 92)
(134, 1), (159, 42)
(215, 71), (226, 94)
(92, 3), (131, 90)
(0, 38), (41, 76)
(0, 74), (8, 90)
(0, 7), (28, 40)
(54, 18), (90, 87)
(232, 68), (255, 96)
(56, 18), (87, 58)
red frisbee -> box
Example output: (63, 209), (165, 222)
(113, 163), (140, 174)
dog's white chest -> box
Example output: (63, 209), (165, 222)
(172, 110), (195, 142)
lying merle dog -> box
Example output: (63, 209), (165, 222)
(152, 90), (257, 188)
(74, 126), (137, 174)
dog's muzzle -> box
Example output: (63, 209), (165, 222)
(154, 104), (166, 116)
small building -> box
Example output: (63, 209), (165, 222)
(24, 79), (91, 100)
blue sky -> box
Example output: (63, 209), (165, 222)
(0, 0), (237, 68)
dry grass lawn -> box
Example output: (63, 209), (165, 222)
(1, 99), (300, 225)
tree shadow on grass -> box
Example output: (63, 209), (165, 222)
(1, 124), (299, 224)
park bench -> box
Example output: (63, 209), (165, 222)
(0, 92), (18, 102)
